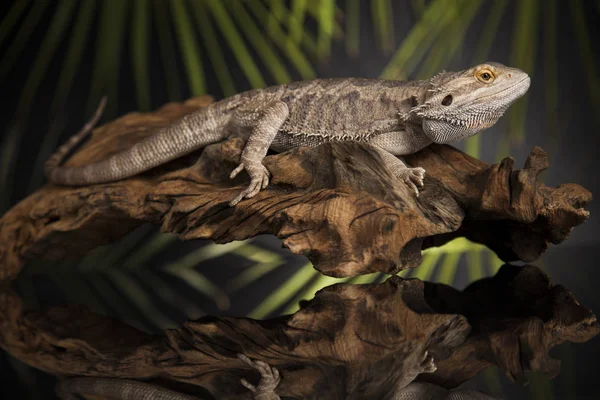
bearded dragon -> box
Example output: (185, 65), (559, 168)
(45, 63), (530, 206)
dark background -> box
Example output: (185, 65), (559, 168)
(0, 1), (599, 399)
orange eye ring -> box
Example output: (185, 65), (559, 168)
(475, 68), (495, 83)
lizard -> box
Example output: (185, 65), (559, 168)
(44, 62), (530, 206)
(54, 354), (281, 400)
(55, 354), (502, 400)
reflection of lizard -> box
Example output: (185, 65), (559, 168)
(54, 354), (280, 400)
(55, 354), (501, 400)
(46, 63), (529, 206)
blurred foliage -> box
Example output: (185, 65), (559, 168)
(1, 0), (598, 398)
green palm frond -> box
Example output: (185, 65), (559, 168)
(416, 0), (482, 79)
(570, 0), (600, 125)
(226, 2), (291, 85)
(16, 0), (76, 120)
(543, 0), (559, 162)
(0, 0), (30, 48)
(205, 1), (266, 88)
(132, 0), (152, 111)
(410, 0), (425, 18)
(527, 372), (555, 400)
(226, 244), (285, 292)
(153, 0), (183, 100)
(345, 0), (360, 56)
(122, 233), (178, 270)
(380, 0), (462, 80)
(0, 1), (49, 82)
(290, 0), (308, 43)
(282, 274), (352, 315)
(163, 241), (246, 311)
(371, 0), (394, 54)
(169, 0), (206, 97)
(247, 261), (316, 319)
(0, 125), (19, 213)
(315, 0), (336, 60)
(192, 1), (237, 97)
(481, 367), (506, 398)
(245, 0), (317, 79)
(471, 0), (508, 64)
(88, 0), (129, 114)
(507, 0), (539, 148)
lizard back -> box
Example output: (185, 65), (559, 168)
(273, 77), (424, 141)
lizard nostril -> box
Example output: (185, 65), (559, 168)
(507, 73), (512, 78)
(442, 95), (453, 106)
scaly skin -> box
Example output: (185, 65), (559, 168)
(55, 377), (200, 400)
(45, 62), (530, 206)
(54, 354), (282, 400)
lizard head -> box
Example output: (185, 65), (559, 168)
(409, 62), (530, 144)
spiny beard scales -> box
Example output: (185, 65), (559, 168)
(422, 103), (508, 144)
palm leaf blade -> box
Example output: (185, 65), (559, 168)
(132, 0), (151, 111)
(345, 0), (360, 56)
(247, 262), (316, 319)
(245, 0), (316, 80)
(169, 0), (205, 96)
(570, 0), (600, 124)
(205, 0), (266, 89)
(0, 0), (31, 48)
(380, 0), (456, 79)
(87, 0), (129, 114)
(153, 0), (182, 100)
(0, 0), (49, 82)
(290, 0), (308, 43)
(226, 2), (292, 85)
(189, 1), (236, 97)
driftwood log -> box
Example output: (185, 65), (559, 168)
(0, 96), (591, 280)
(0, 265), (597, 399)
(0, 96), (596, 399)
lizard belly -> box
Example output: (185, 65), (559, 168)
(270, 131), (332, 152)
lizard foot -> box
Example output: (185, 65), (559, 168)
(398, 167), (426, 197)
(229, 162), (271, 206)
(237, 354), (281, 400)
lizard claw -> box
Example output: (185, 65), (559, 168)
(229, 162), (271, 206)
(237, 354), (281, 398)
(399, 167), (426, 197)
(420, 350), (437, 373)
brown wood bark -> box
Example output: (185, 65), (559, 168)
(0, 97), (591, 280)
(0, 96), (595, 399)
(0, 265), (597, 399)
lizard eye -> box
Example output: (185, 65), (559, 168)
(475, 68), (495, 83)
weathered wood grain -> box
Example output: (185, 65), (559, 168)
(0, 265), (596, 399)
(0, 97), (591, 280)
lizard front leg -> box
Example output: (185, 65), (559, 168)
(368, 130), (430, 196)
(229, 101), (289, 206)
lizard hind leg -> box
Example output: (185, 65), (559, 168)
(237, 354), (282, 400)
(229, 101), (289, 207)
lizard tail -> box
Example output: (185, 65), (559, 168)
(44, 96), (107, 180)
(55, 377), (203, 400)
(45, 98), (230, 186)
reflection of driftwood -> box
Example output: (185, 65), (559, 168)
(0, 265), (597, 399)
(0, 97), (595, 398)
(0, 97), (591, 280)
